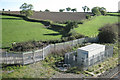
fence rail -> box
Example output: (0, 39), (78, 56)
(0, 37), (98, 65)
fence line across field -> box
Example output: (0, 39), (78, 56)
(0, 37), (98, 65)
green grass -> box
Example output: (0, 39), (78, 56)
(75, 16), (118, 37)
(2, 15), (62, 47)
(2, 15), (119, 47)
(107, 12), (120, 16)
(2, 61), (57, 78)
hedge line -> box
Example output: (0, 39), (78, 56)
(106, 14), (120, 16)
(1, 12), (65, 27)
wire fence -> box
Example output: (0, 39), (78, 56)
(64, 45), (113, 70)
(0, 37), (98, 65)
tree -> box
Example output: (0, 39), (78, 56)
(20, 3), (33, 17)
(98, 24), (117, 43)
(99, 7), (106, 12)
(59, 9), (65, 12)
(100, 10), (107, 15)
(45, 9), (50, 12)
(66, 7), (71, 12)
(62, 21), (79, 38)
(8, 9), (10, 11)
(87, 7), (90, 12)
(82, 6), (87, 12)
(92, 7), (107, 16)
(86, 14), (91, 19)
(71, 8), (77, 12)
(64, 21), (78, 33)
(91, 7), (101, 16)
(2, 9), (5, 11)
(40, 10), (42, 12)
(99, 7), (107, 15)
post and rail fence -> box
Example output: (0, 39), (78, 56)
(0, 37), (98, 65)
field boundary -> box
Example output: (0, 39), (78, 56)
(1, 37), (98, 65)
(1, 12), (63, 26)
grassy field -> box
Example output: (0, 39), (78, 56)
(75, 16), (118, 37)
(2, 15), (62, 48)
(107, 12), (120, 16)
(2, 15), (118, 48)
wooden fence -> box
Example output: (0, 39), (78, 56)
(0, 37), (98, 65)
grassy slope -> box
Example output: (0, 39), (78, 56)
(2, 15), (61, 47)
(75, 16), (118, 37)
(2, 15), (118, 47)
(107, 13), (120, 16)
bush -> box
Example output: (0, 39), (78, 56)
(64, 21), (78, 33)
(66, 67), (79, 73)
(98, 29), (116, 43)
(86, 14), (91, 19)
(92, 7), (101, 16)
(68, 30), (85, 39)
(101, 10), (107, 15)
(98, 24), (118, 43)
(11, 41), (45, 52)
(61, 30), (85, 41)
(77, 21), (84, 24)
(95, 71), (100, 74)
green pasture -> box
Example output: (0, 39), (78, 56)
(107, 12), (120, 16)
(1, 15), (61, 47)
(75, 16), (118, 37)
(1, 15), (118, 48)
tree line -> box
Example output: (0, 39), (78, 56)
(2, 3), (107, 17)
(59, 7), (77, 12)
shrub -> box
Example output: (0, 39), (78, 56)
(98, 24), (118, 43)
(64, 21), (78, 34)
(92, 7), (101, 16)
(77, 21), (84, 24)
(101, 10), (106, 15)
(86, 14), (91, 19)
(11, 41), (45, 52)
(66, 67), (78, 73)
(95, 71), (100, 74)
(69, 30), (85, 39)
(98, 30), (117, 43)
(61, 30), (85, 41)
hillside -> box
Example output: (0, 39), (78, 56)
(1, 13), (119, 48)
(75, 16), (118, 37)
(1, 15), (61, 48)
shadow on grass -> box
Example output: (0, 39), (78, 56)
(44, 33), (60, 36)
(0, 18), (22, 20)
(47, 26), (66, 36)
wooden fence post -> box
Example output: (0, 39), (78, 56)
(32, 50), (35, 63)
(22, 53), (24, 65)
(0, 52), (2, 66)
(72, 40), (74, 47)
(6, 52), (8, 64)
(77, 39), (79, 45)
(64, 42), (65, 49)
(42, 47), (44, 60)
(54, 44), (56, 51)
